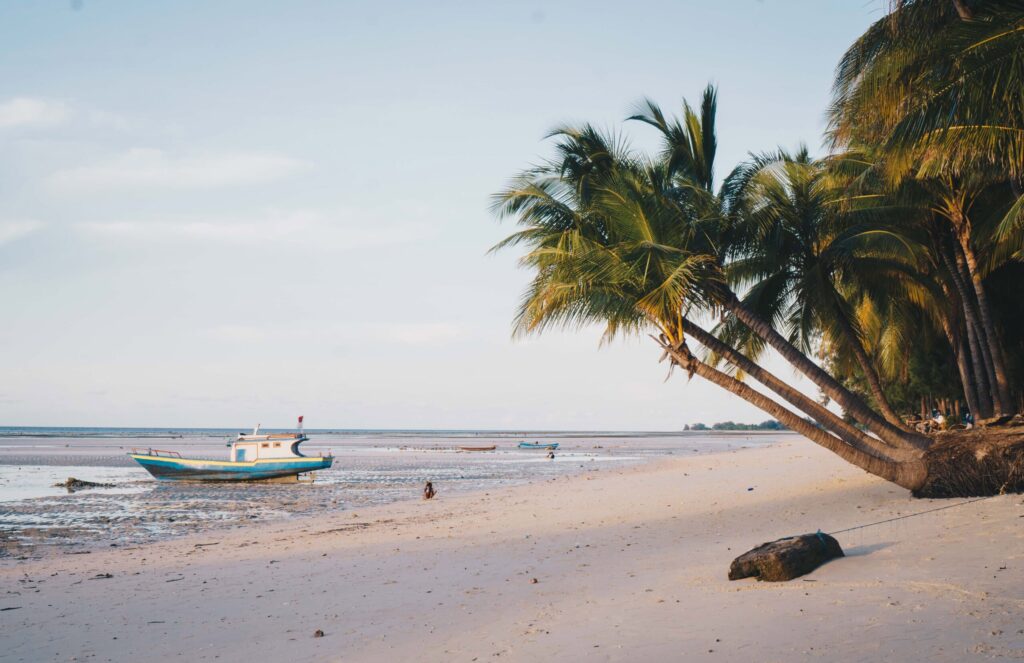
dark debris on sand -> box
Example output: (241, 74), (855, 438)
(52, 477), (116, 493)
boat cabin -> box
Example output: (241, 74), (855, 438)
(230, 433), (307, 462)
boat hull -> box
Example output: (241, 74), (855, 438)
(129, 454), (333, 481)
(518, 443), (559, 450)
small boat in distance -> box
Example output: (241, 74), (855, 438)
(458, 445), (497, 452)
(129, 417), (333, 481)
(518, 442), (559, 450)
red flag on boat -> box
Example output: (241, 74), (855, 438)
(298, 415), (304, 424)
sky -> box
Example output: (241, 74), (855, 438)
(0, 0), (889, 430)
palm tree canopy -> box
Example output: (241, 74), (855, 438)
(492, 124), (722, 345)
(714, 148), (920, 364)
(830, 0), (1024, 181)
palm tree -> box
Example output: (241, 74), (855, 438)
(829, 0), (1024, 415)
(821, 146), (1013, 416)
(627, 91), (928, 450)
(492, 5), (1024, 496)
(828, 146), (1021, 417)
(718, 147), (909, 428)
(492, 98), (928, 490)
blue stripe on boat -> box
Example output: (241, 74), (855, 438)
(129, 454), (333, 481)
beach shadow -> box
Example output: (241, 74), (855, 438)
(842, 541), (895, 557)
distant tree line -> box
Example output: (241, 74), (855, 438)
(684, 420), (787, 431)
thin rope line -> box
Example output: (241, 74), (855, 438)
(828, 495), (997, 536)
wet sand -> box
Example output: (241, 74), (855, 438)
(2, 440), (1022, 662)
(0, 431), (772, 556)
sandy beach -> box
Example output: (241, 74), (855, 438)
(2, 440), (1022, 662)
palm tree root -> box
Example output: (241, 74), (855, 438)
(914, 428), (1024, 498)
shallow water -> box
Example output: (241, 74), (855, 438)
(0, 428), (791, 557)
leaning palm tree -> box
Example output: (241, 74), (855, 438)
(628, 90), (927, 451)
(493, 86), (1023, 497)
(492, 126), (927, 488)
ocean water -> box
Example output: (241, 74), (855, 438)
(0, 427), (791, 557)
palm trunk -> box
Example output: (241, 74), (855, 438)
(831, 305), (907, 429)
(719, 291), (929, 451)
(954, 226), (1013, 414)
(939, 245), (995, 417)
(939, 313), (983, 421)
(680, 318), (914, 460)
(954, 335), (982, 421)
(952, 240), (1002, 411)
(660, 339), (927, 491)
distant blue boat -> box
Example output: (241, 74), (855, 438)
(129, 420), (332, 481)
(518, 442), (559, 450)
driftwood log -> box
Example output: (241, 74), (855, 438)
(728, 532), (843, 582)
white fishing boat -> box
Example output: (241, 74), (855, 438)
(129, 416), (333, 481)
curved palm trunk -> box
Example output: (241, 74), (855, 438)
(680, 319), (915, 460)
(831, 307), (908, 430)
(954, 228), (1014, 414)
(720, 292), (930, 450)
(660, 339), (927, 491)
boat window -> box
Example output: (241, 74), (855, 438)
(273, 442), (281, 448)
(261, 443), (269, 448)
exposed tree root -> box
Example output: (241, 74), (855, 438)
(914, 427), (1024, 498)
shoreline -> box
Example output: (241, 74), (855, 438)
(0, 427), (798, 437)
(2, 441), (1022, 661)
(1, 432), (783, 558)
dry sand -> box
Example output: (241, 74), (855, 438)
(2, 441), (1022, 662)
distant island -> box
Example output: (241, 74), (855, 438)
(685, 420), (787, 432)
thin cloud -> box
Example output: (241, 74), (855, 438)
(49, 148), (306, 192)
(203, 321), (468, 347)
(0, 98), (70, 129)
(0, 219), (44, 246)
(385, 323), (465, 346)
(76, 209), (432, 249)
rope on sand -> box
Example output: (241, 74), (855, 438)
(827, 495), (998, 536)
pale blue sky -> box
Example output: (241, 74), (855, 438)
(0, 0), (886, 429)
